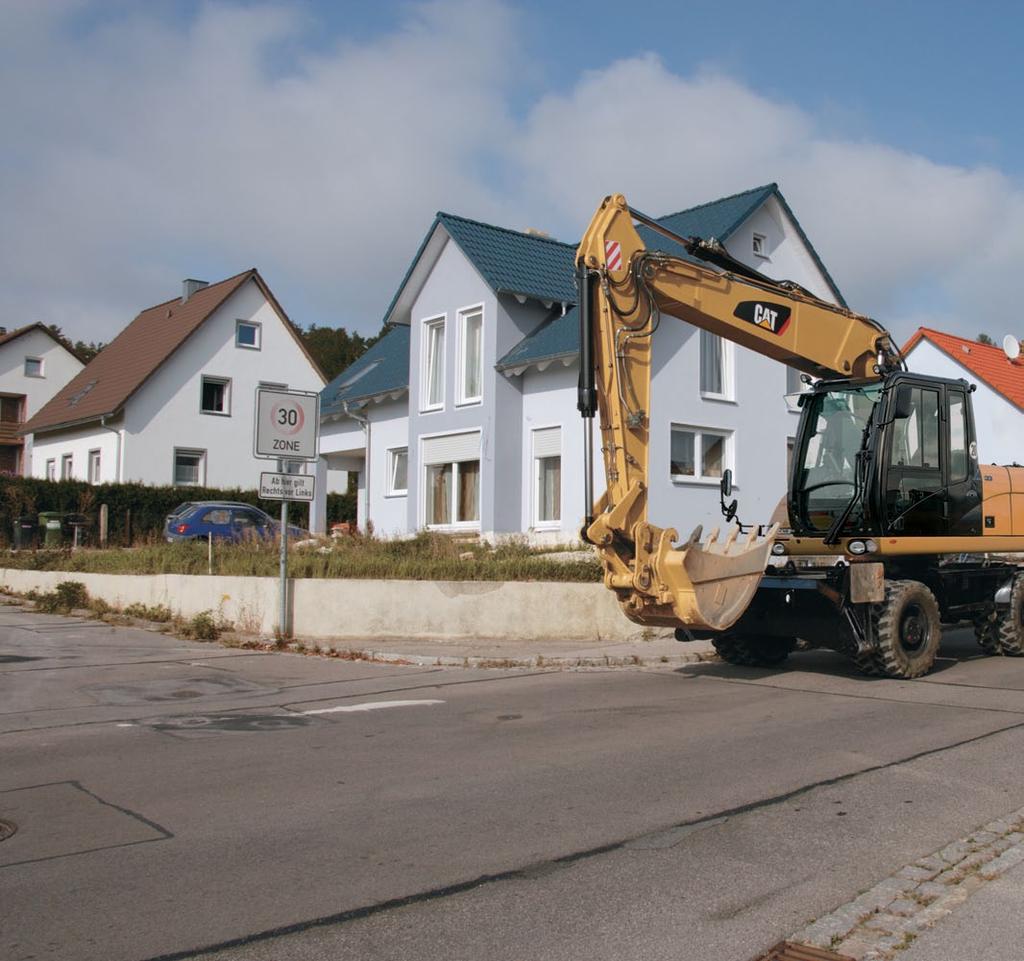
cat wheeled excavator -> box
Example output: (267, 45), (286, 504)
(576, 193), (1024, 678)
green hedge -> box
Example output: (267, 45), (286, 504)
(0, 476), (356, 545)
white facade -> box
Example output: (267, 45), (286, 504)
(29, 278), (326, 487)
(0, 326), (84, 475)
(904, 338), (1023, 467)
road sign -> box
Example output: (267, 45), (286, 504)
(254, 387), (320, 462)
(259, 472), (315, 502)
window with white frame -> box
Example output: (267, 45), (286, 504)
(174, 448), (206, 486)
(752, 233), (767, 258)
(236, 320), (261, 350)
(46, 459), (56, 481)
(88, 449), (101, 485)
(422, 432), (480, 527)
(421, 316), (445, 410)
(201, 376), (231, 415)
(458, 307), (483, 404)
(532, 427), (561, 526)
(670, 425), (731, 481)
(60, 454), (73, 480)
(387, 447), (408, 496)
(24, 356), (44, 378)
(699, 331), (732, 399)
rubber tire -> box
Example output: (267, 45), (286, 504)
(869, 580), (942, 679)
(994, 575), (1024, 656)
(712, 633), (796, 667)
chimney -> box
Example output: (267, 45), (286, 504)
(182, 279), (209, 303)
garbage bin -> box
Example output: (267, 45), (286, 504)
(64, 513), (89, 548)
(38, 511), (65, 548)
(12, 516), (37, 550)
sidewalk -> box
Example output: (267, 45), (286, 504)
(301, 633), (716, 668)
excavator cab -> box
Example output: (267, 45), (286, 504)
(788, 374), (982, 540)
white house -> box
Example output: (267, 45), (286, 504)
(313, 185), (846, 541)
(903, 328), (1024, 466)
(23, 270), (326, 488)
(0, 324), (84, 475)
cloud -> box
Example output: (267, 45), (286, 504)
(0, 1), (1021, 349)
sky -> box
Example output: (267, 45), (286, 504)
(2, 0), (1023, 347)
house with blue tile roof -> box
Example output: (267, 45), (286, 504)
(312, 185), (843, 541)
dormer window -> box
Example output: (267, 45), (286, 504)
(752, 233), (767, 258)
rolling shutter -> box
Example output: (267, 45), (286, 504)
(533, 427), (561, 459)
(422, 431), (481, 465)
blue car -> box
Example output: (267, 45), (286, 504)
(164, 501), (307, 543)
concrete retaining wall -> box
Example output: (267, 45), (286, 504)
(0, 568), (657, 643)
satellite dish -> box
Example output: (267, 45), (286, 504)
(1003, 335), (1021, 361)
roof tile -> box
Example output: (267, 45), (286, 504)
(321, 325), (410, 412)
(904, 327), (1024, 411)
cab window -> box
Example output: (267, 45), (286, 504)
(890, 387), (939, 469)
(949, 391), (969, 482)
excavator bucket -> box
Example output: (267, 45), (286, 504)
(631, 523), (780, 632)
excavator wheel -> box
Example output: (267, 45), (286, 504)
(852, 650), (882, 677)
(870, 580), (941, 679)
(712, 633), (796, 668)
(993, 575), (1024, 656)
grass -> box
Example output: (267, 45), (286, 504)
(0, 531), (602, 583)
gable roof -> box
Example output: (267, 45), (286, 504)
(24, 269), (321, 435)
(383, 213), (578, 327)
(903, 327), (1024, 411)
(321, 325), (410, 414)
(0, 322), (85, 362)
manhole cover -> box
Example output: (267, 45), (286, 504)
(752, 943), (855, 961)
(0, 819), (17, 842)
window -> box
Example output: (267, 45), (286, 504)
(949, 391), (969, 483)
(532, 427), (561, 526)
(174, 448), (206, 486)
(236, 321), (261, 349)
(0, 396), (23, 423)
(201, 376), (230, 415)
(24, 357), (43, 378)
(202, 509), (231, 525)
(670, 426), (731, 482)
(46, 459), (56, 481)
(699, 331), (731, 398)
(890, 387), (940, 469)
(752, 233), (767, 258)
(422, 317), (445, 410)
(422, 431), (480, 527)
(387, 448), (408, 496)
(88, 449), (101, 485)
(61, 454), (73, 480)
(458, 307), (483, 404)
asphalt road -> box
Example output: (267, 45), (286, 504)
(5, 608), (1024, 961)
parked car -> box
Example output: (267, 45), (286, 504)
(164, 502), (307, 543)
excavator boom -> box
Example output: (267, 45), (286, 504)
(576, 194), (899, 631)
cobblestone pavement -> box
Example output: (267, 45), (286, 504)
(790, 806), (1024, 960)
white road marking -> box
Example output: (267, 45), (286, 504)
(301, 699), (445, 715)
(116, 723), (135, 728)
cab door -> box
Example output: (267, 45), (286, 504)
(884, 383), (946, 535)
(883, 381), (980, 536)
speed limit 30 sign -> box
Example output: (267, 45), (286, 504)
(254, 387), (320, 462)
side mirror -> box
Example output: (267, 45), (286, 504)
(894, 384), (914, 420)
(720, 468), (733, 498)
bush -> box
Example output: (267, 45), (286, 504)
(179, 610), (220, 641)
(0, 476), (356, 546)
(123, 602), (173, 623)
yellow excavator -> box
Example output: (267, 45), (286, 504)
(576, 194), (1024, 678)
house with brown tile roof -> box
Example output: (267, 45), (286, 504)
(0, 323), (84, 476)
(903, 327), (1024, 467)
(22, 270), (326, 488)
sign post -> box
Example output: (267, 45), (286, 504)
(254, 388), (320, 638)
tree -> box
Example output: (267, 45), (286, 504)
(46, 324), (104, 363)
(978, 333), (995, 346)
(300, 324), (384, 381)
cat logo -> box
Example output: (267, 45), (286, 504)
(733, 301), (792, 335)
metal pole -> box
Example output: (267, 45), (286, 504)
(208, 532), (213, 576)
(278, 458), (289, 638)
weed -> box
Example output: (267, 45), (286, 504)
(34, 580), (89, 614)
(178, 610), (220, 641)
(123, 602), (173, 623)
